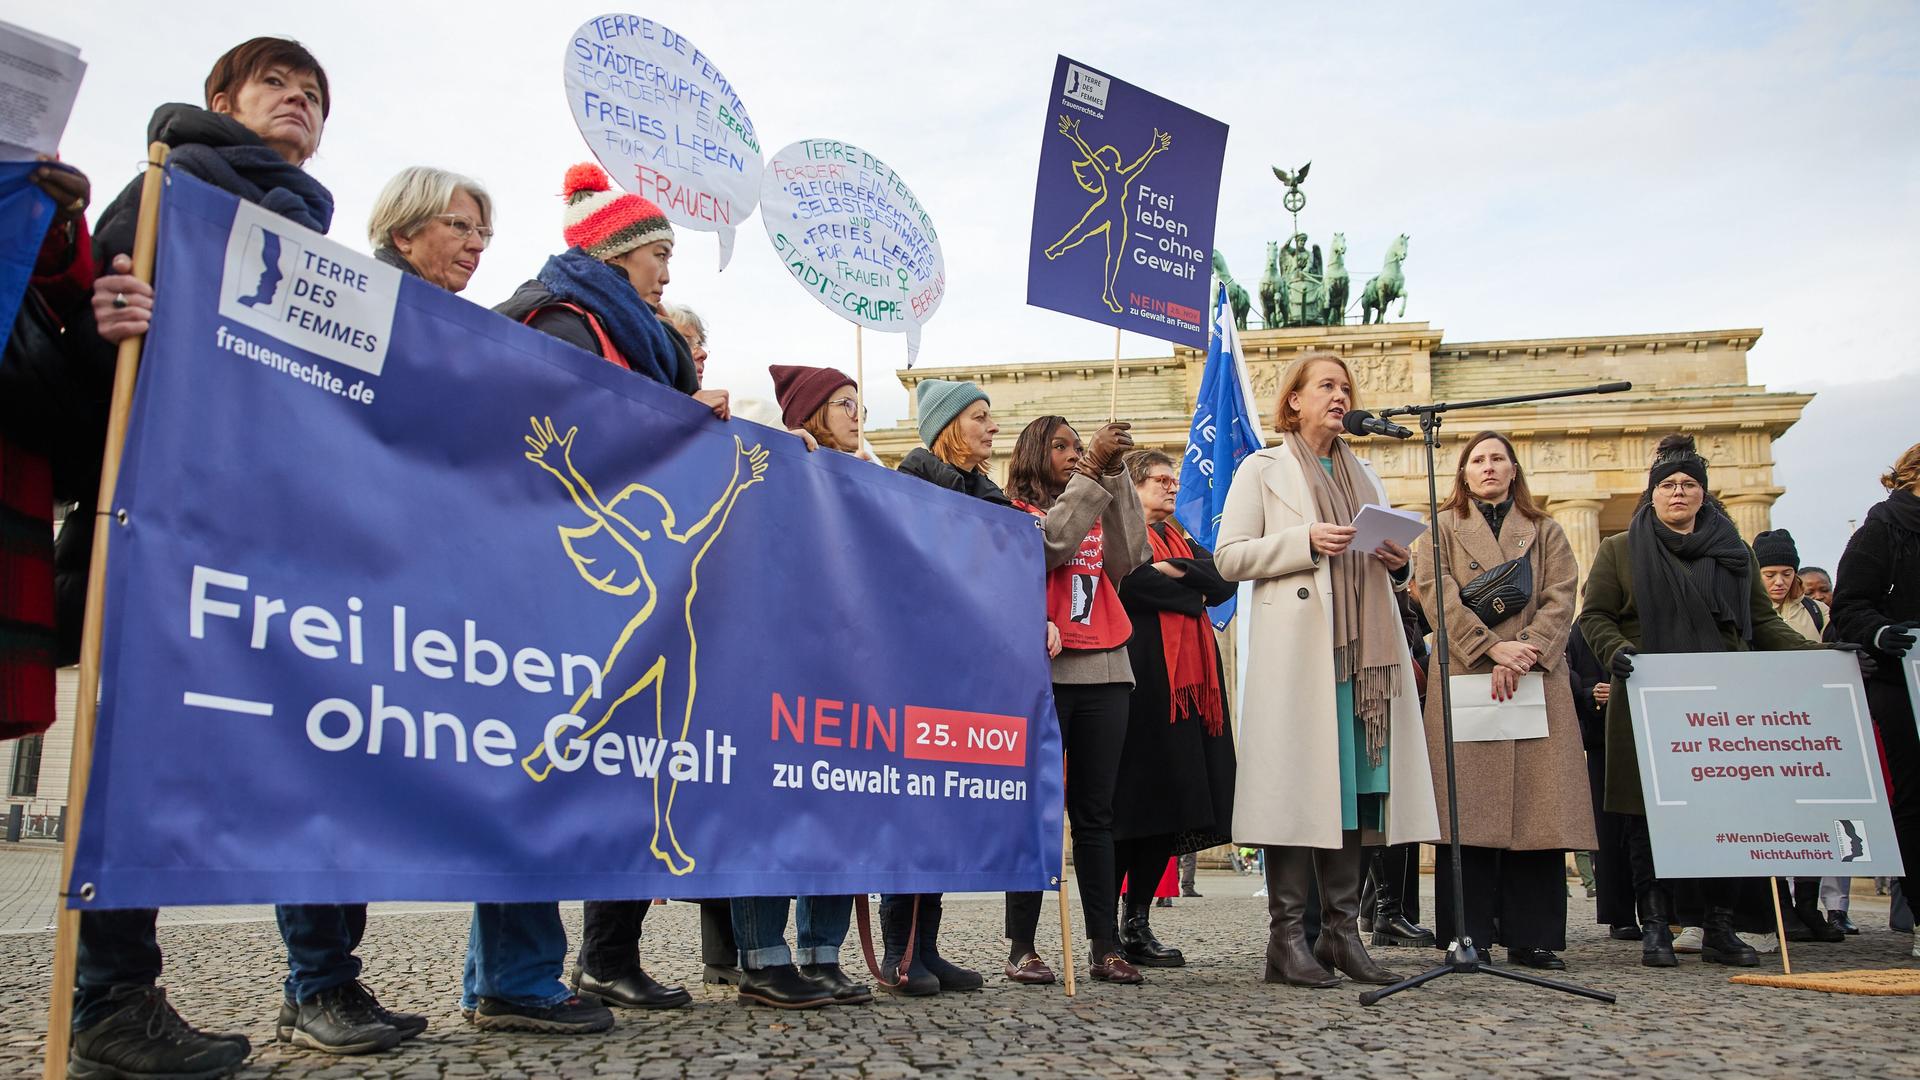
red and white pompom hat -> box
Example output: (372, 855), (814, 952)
(560, 163), (674, 260)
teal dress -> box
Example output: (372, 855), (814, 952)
(1322, 456), (1390, 831)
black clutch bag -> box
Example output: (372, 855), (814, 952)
(1458, 554), (1533, 626)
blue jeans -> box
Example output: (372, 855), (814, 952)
(275, 903), (366, 1002)
(730, 895), (854, 968)
(460, 902), (571, 1010)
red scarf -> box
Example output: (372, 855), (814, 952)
(1147, 524), (1223, 736)
(1015, 499), (1131, 652)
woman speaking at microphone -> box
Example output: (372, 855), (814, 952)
(1412, 430), (1594, 970)
(1214, 352), (1439, 989)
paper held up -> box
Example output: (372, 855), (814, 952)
(0, 20), (85, 160)
(1350, 503), (1426, 556)
(1449, 672), (1548, 742)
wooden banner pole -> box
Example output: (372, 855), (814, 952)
(854, 323), (865, 399)
(1107, 326), (1122, 422)
(1769, 876), (1792, 975)
(1058, 773), (1075, 996)
(43, 142), (169, 1080)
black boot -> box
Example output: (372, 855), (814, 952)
(1701, 906), (1760, 967)
(736, 964), (834, 1009)
(1369, 849), (1436, 947)
(1638, 884), (1676, 968)
(916, 895), (983, 990)
(877, 896), (938, 997)
(699, 900), (741, 986)
(1791, 879), (1844, 943)
(1119, 898), (1185, 967)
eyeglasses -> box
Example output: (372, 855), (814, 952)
(1655, 479), (1702, 496)
(1146, 474), (1180, 490)
(829, 397), (867, 422)
(431, 214), (494, 248)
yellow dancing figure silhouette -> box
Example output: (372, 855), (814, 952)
(1043, 116), (1172, 314)
(519, 416), (769, 875)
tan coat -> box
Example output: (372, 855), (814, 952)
(1412, 507), (1597, 851)
(1214, 443), (1441, 849)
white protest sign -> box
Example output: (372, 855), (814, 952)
(1630, 651), (1903, 879)
(761, 139), (945, 366)
(564, 14), (762, 269)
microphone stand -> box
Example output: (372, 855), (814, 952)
(1357, 381), (1630, 1007)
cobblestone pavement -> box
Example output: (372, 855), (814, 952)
(0, 846), (1915, 1078)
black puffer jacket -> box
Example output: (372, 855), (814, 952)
(896, 446), (1011, 506)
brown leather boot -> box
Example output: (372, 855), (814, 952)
(1312, 832), (1403, 985)
(1263, 846), (1339, 988)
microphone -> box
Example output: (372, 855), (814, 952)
(1342, 409), (1413, 439)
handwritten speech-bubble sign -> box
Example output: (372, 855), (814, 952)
(760, 139), (945, 366)
(565, 14), (762, 270)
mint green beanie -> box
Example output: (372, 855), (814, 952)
(915, 379), (989, 448)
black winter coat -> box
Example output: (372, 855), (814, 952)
(1831, 495), (1920, 688)
(894, 447), (1011, 506)
(1112, 525), (1237, 848)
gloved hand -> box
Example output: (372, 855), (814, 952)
(1077, 422), (1135, 477)
(1872, 621), (1918, 657)
(1608, 645), (1637, 681)
(1830, 641), (1878, 679)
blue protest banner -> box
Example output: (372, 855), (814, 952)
(1175, 284), (1266, 628)
(69, 169), (1062, 909)
(1025, 56), (1228, 348)
(0, 161), (56, 350)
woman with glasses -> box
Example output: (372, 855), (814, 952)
(772, 365), (863, 454)
(363, 166), (626, 1036)
(1110, 450), (1237, 971)
(1579, 434), (1833, 969)
(686, 364), (881, 1011)
(1002, 414), (1151, 987)
(369, 166), (493, 292)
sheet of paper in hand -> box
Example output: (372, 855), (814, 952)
(1350, 503), (1426, 556)
(1448, 672), (1547, 742)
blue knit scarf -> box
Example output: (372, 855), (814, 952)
(534, 248), (683, 387)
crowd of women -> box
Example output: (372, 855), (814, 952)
(5, 35), (1918, 1080)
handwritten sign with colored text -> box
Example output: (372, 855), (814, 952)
(565, 14), (762, 269)
(1026, 56), (1227, 348)
(760, 139), (945, 366)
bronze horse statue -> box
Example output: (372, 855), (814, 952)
(1359, 233), (1409, 324)
(1211, 250), (1252, 331)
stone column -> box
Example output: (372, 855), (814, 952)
(1547, 497), (1606, 584)
(1721, 493), (1777, 543)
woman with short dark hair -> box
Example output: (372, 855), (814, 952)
(1579, 434), (1833, 969)
(1110, 449), (1237, 970)
(1412, 430), (1594, 970)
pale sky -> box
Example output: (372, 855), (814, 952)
(30, 1), (1920, 569)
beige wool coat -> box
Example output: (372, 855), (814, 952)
(1412, 506), (1598, 852)
(1214, 442), (1441, 850)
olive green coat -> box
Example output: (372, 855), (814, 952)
(1576, 531), (1819, 815)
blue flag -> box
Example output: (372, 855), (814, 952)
(1174, 283), (1266, 629)
(69, 169), (1063, 909)
(0, 162), (57, 352)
